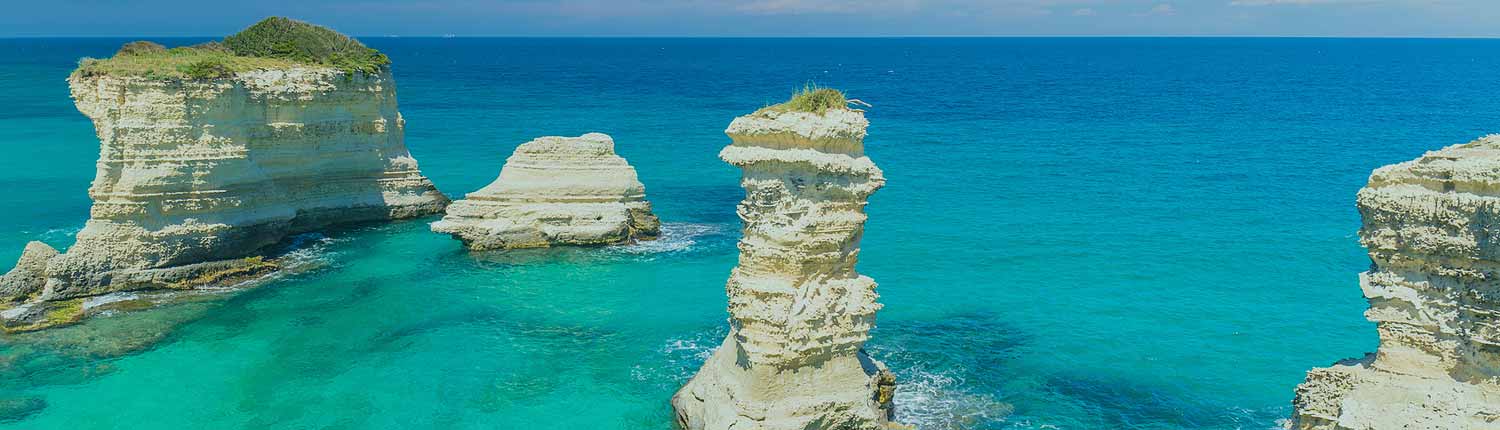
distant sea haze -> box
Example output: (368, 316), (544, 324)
(3, 37), (1499, 428)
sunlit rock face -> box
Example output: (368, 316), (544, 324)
(0, 242), (59, 302)
(430, 132), (660, 250)
(1292, 135), (1500, 430)
(44, 68), (448, 300)
(671, 108), (898, 430)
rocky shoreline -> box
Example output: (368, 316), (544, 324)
(1291, 135), (1500, 429)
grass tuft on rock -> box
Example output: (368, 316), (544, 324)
(758, 83), (849, 115)
(72, 17), (387, 80)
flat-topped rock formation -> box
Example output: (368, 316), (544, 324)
(672, 90), (898, 430)
(0, 18), (448, 331)
(1291, 135), (1500, 429)
(431, 133), (660, 250)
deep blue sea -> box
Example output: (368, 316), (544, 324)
(2, 37), (1499, 429)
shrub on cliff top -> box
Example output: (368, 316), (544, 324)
(115, 41), (166, 57)
(223, 17), (389, 74)
(72, 17), (387, 80)
(759, 83), (849, 115)
(179, 57), (234, 79)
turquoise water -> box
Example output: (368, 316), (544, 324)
(3, 37), (1500, 429)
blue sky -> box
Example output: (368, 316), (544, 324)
(4, 0), (1496, 37)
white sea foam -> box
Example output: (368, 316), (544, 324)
(612, 223), (726, 254)
(82, 292), (140, 310)
(275, 232), (347, 271)
(41, 225), (82, 241)
(893, 364), (1013, 430)
(633, 328), (726, 388)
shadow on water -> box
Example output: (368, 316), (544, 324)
(869, 313), (1285, 429)
(1037, 373), (1289, 429)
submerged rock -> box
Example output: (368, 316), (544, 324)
(0, 242), (58, 302)
(431, 133), (660, 250)
(0, 396), (47, 423)
(672, 101), (899, 429)
(1291, 135), (1500, 429)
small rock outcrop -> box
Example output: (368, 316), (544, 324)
(672, 95), (898, 430)
(1291, 135), (1500, 429)
(431, 133), (660, 250)
(2, 18), (448, 331)
(0, 242), (59, 302)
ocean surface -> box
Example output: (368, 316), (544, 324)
(1, 37), (1499, 429)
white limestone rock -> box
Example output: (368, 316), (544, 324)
(430, 133), (660, 250)
(671, 108), (899, 430)
(1291, 135), (1500, 429)
(0, 242), (59, 302)
(41, 67), (449, 300)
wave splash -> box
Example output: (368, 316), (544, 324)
(893, 364), (1014, 430)
(612, 223), (727, 255)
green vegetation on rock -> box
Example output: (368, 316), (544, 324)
(758, 83), (850, 115)
(223, 17), (389, 73)
(72, 17), (388, 80)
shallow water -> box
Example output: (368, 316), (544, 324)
(3, 37), (1500, 429)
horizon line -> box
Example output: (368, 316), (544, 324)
(3, 34), (1499, 40)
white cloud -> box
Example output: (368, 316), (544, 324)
(1134, 3), (1176, 16)
(1229, 0), (1376, 6)
(732, 0), (921, 15)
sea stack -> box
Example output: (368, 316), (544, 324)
(672, 89), (897, 430)
(1291, 135), (1500, 429)
(431, 133), (660, 250)
(1, 18), (447, 328)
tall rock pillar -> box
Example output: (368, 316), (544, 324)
(672, 105), (897, 430)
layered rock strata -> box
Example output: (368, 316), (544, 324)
(14, 68), (447, 306)
(1291, 135), (1500, 429)
(431, 133), (659, 250)
(671, 108), (897, 430)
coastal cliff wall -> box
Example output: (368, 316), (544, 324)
(671, 107), (896, 430)
(31, 68), (447, 301)
(1292, 135), (1500, 429)
(431, 133), (659, 250)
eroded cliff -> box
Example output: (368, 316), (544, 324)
(671, 100), (897, 430)
(0, 41), (448, 332)
(431, 133), (659, 250)
(45, 67), (447, 300)
(1291, 135), (1500, 429)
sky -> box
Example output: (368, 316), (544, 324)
(3, 0), (1498, 37)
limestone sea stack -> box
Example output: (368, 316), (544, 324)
(672, 90), (898, 430)
(1291, 135), (1500, 429)
(430, 133), (660, 250)
(0, 18), (448, 324)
